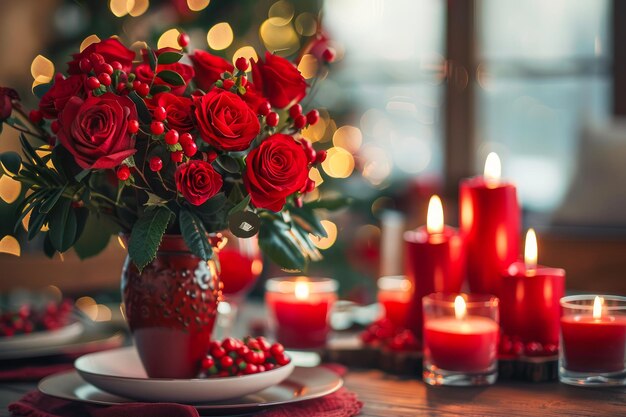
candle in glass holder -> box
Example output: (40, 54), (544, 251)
(460, 152), (520, 295)
(265, 277), (338, 349)
(500, 229), (565, 348)
(560, 295), (626, 386)
(377, 275), (411, 328)
(423, 293), (500, 386)
(404, 196), (465, 337)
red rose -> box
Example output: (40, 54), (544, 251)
(189, 51), (234, 91)
(0, 87), (19, 121)
(244, 134), (309, 212)
(57, 93), (137, 169)
(134, 62), (194, 96)
(67, 38), (135, 75)
(240, 82), (267, 112)
(153, 92), (194, 133)
(297, 32), (333, 64)
(39, 74), (86, 119)
(194, 90), (260, 152)
(175, 160), (223, 206)
(251, 52), (307, 109)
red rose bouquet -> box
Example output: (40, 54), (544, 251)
(0, 35), (343, 271)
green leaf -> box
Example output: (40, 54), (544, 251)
(128, 91), (152, 125)
(304, 197), (352, 211)
(122, 156), (136, 168)
(158, 51), (184, 65)
(19, 134), (44, 166)
(228, 194), (251, 216)
(156, 70), (185, 86)
(150, 85), (171, 96)
(75, 169), (90, 182)
(74, 214), (117, 259)
(144, 192), (167, 207)
(33, 83), (52, 99)
(0, 152), (21, 175)
(215, 155), (240, 174)
(39, 186), (66, 214)
(146, 48), (158, 71)
(48, 198), (78, 252)
(290, 205), (328, 238)
(179, 208), (213, 261)
(258, 218), (306, 271)
(128, 206), (173, 271)
(43, 234), (56, 259)
(27, 202), (48, 241)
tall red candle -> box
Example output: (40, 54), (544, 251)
(404, 196), (465, 337)
(460, 152), (520, 295)
(500, 229), (565, 346)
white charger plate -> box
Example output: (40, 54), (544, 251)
(39, 367), (343, 415)
(0, 322), (83, 352)
(74, 346), (296, 403)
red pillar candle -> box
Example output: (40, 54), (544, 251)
(423, 294), (500, 386)
(265, 277), (338, 349)
(377, 275), (411, 328)
(500, 229), (565, 348)
(404, 196), (465, 337)
(560, 295), (626, 377)
(460, 152), (521, 295)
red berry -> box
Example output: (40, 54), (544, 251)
(98, 73), (111, 87)
(257, 365), (266, 373)
(304, 147), (316, 163)
(111, 61), (122, 71)
(137, 83), (150, 97)
(154, 106), (167, 122)
(237, 345), (251, 357)
(294, 197), (303, 208)
(164, 129), (179, 145)
(235, 57), (249, 72)
(246, 338), (261, 350)
(266, 112), (279, 127)
(314, 149), (327, 164)
(151, 121), (164, 135)
(275, 353), (290, 366)
(289, 104), (302, 119)
(220, 356), (234, 368)
(96, 63), (113, 75)
(179, 132), (193, 146)
(244, 363), (258, 375)
(149, 156), (163, 172)
(223, 79), (235, 90)
(29, 110), (43, 123)
(258, 102), (271, 116)
(211, 346), (226, 359)
(222, 337), (239, 352)
(257, 337), (271, 352)
(304, 178), (315, 193)
(171, 150), (184, 163)
(86, 76), (100, 90)
(116, 165), (130, 181)
(265, 363), (275, 371)
(79, 58), (92, 73)
(204, 149), (218, 162)
(116, 82), (127, 93)
(183, 141), (197, 157)
(178, 32), (190, 48)
(132, 80), (142, 90)
(201, 356), (215, 369)
(89, 53), (104, 65)
(270, 343), (284, 357)
(240, 76), (248, 87)
(217, 370), (230, 377)
(294, 114), (307, 129)
(306, 109), (320, 125)
(322, 47), (336, 63)
(127, 119), (139, 134)
(209, 341), (221, 351)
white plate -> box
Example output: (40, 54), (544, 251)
(39, 367), (343, 415)
(0, 322), (83, 352)
(75, 346), (296, 403)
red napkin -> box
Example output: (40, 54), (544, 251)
(0, 363), (73, 382)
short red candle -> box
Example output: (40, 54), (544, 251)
(404, 196), (465, 338)
(500, 262), (565, 345)
(265, 277), (337, 349)
(377, 276), (411, 328)
(459, 154), (520, 295)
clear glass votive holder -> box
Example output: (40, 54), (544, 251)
(377, 275), (411, 328)
(560, 295), (626, 386)
(422, 293), (499, 386)
(265, 277), (338, 350)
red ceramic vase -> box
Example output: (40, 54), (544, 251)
(121, 235), (220, 379)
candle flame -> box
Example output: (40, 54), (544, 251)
(484, 152), (501, 181)
(593, 296), (604, 320)
(294, 281), (310, 300)
(426, 195), (444, 234)
(454, 295), (467, 320)
(524, 228), (538, 270)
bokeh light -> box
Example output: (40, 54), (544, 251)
(302, 117), (327, 142)
(308, 167), (324, 187)
(30, 55), (54, 84)
(295, 12), (317, 36)
(268, 1), (295, 26)
(259, 19), (299, 55)
(321, 147), (354, 178)
(129, 0), (150, 17)
(158, 29), (182, 50)
(0, 236), (20, 257)
(311, 220), (337, 250)
(109, 0), (129, 17)
(187, 0), (210, 12)
(333, 125), (362, 154)
(0, 175), (21, 204)
(76, 296), (98, 320)
(207, 22), (234, 50)
(361, 145), (392, 186)
(80, 35), (101, 52)
(232, 46), (258, 66)
(297, 54), (318, 79)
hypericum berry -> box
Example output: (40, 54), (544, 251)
(240, 76), (248, 87)
(257, 102), (271, 116)
(89, 53), (104, 65)
(220, 355), (234, 368)
(204, 149), (218, 162)
(178, 32), (190, 48)
(322, 47), (336, 63)
(132, 80), (142, 90)
(96, 63), (113, 75)
(201, 356), (215, 369)
(306, 109), (320, 125)
(289, 104), (302, 119)
(116, 165), (130, 181)
(179, 132), (193, 146)
(136, 83), (150, 97)
(275, 353), (290, 366)
(98, 73), (112, 87)
(244, 363), (258, 375)
(304, 178), (315, 193)
(127, 119), (139, 134)
(154, 106), (167, 122)
(294, 196), (303, 208)
(270, 343), (284, 357)
(304, 147), (316, 163)
(116, 82), (127, 93)
(79, 58), (92, 73)
(257, 337), (271, 352)
(266, 112), (279, 127)
(85, 76), (101, 90)
(170, 150), (184, 163)
(150, 121), (164, 135)
(222, 338), (239, 352)
(111, 61), (123, 71)
(223, 79), (235, 90)
(294, 114), (307, 129)
(210, 345), (226, 359)
(164, 129), (179, 145)
(183, 141), (197, 157)
(314, 149), (327, 164)
(235, 57), (249, 72)
(28, 110), (43, 124)
(149, 156), (163, 172)
(237, 345), (251, 358)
